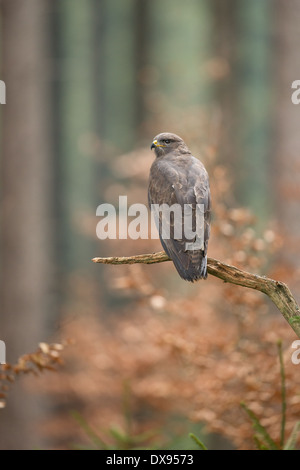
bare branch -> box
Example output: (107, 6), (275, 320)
(92, 252), (300, 338)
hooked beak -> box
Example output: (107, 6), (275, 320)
(151, 139), (165, 150)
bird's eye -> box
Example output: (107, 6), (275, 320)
(164, 140), (171, 144)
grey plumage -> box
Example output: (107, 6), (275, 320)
(148, 132), (211, 282)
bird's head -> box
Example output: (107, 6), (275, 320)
(151, 132), (188, 157)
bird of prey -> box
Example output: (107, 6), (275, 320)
(149, 132), (211, 282)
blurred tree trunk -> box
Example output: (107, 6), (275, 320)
(101, 0), (136, 150)
(274, 0), (300, 300)
(212, 0), (272, 222)
(235, 0), (272, 223)
(94, 0), (105, 137)
(149, 0), (213, 111)
(211, 0), (239, 169)
(57, 0), (96, 272)
(0, 0), (53, 449)
(134, 0), (150, 136)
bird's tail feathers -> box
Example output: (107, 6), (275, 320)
(172, 251), (208, 282)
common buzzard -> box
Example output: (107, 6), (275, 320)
(149, 132), (211, 282)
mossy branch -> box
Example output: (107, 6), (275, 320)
(92, 252), (300, 338)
